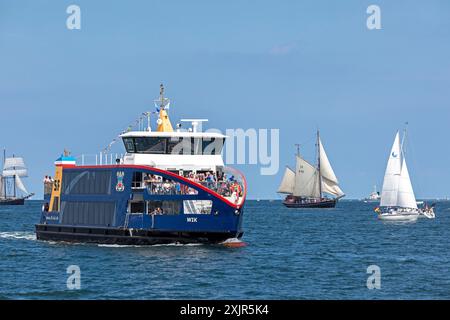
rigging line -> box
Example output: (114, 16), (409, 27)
(405, 127), (424, 200)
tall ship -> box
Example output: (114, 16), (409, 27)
(0, 151), (34, 205)
(278, 131), (345, 208)
(36, 85), (247, 245)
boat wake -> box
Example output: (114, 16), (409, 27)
(220, 238), (247, 248)
(0, 231), (36, 241)
(97, 243), (204, 248)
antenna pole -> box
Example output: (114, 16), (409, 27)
(295, 144), (300, 157)
(2, 148), (5, 199)
(12, 154), (16, 198)
(160, 84), (165, 110)
(317, 130), (322, 199)
(401, 122), (408, 158)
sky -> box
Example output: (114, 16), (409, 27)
(1, 0), (450, 200)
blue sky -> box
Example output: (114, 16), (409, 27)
(1, 0), (450, 199)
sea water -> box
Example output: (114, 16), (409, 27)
(1, 200), (450, 299)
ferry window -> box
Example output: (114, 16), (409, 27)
(130, 201), (145, 213)
(123, 138), (135, 153)
(167, 137), (191, 155)
(132, 172), (143, 188)
(134, 137), (167, 154)
(147, 200), (181, 215)
(202, 138), (224, 155)
(62, 170), (112, 195)
(183, 200), (212, 214)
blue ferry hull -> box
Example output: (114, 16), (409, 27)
(35, 225), (243, 245)
(36, 165), (246, 245)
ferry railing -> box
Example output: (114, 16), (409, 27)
(132, 172), (245, 205)
(75, 153), (125, 166)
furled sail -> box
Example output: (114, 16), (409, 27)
(318, 138), (344, 197)
(293, 156), (320, 198)
(397, 158), (417, 209)
(277, 167), (295, 194)
(380, 132), (402, 207)
(15, 175), (29, 195)
(2, 157), (28, 177)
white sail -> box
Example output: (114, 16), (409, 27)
(15, 175), (28, 195)
(277, 167), (295, 194)
(380, 132), (402, 207)
(318, 137), (344, 197)
(318, 138), (338, 184)
(322, 177), (345, 197)
(293, 156), (320, 198)
(2, 168), (28, 177)
(397, 158), (417, 209)
(3, 157), (26, 169)
(2, 157), (28, 177)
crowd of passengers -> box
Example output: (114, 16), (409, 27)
(141, 171), (243, 201)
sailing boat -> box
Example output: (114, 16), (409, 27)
(0, 150), (34, 205)
(375, 131), (434, 221)
(278, 131), (345, 208)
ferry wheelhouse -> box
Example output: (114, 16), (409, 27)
(36, 85), (246, 245)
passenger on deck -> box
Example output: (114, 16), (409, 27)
(143, 173), (151, 187)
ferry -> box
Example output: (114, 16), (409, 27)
(36, 85), (247, 245)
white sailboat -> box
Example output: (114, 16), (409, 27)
(376, 131), (434, 221)
(0, 150), (34, 205)
(278, 131), (345, 208)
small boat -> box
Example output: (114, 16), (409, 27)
(278, 131), (345, 208)
(0, 151), (34, 205)
(363, 185), (381, 203)
(375, 130), (434, 221)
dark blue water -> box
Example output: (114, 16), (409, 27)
(1, 200), (450, 299)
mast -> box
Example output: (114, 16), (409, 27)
(401, 122), (408, 160)
(295, 144), (300, 157)
(317, 130), (322, 199)
(12, 154), (16, 198)
(2, 149), (5, 199)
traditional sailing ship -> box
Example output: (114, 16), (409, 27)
(375, 131), (434, 221)
(278, 131), (345, 208)
(0, 151), (34, 205)
(36, 85), (247, 245)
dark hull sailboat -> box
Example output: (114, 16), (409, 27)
(282, 196), (337, 208)
(278, 132), (345, 209)
(1, 151), (33, 205)
(0, 193), (34, 206)
(0, 198), (25, 205)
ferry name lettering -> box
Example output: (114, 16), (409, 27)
(186, 217), (198, 223)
